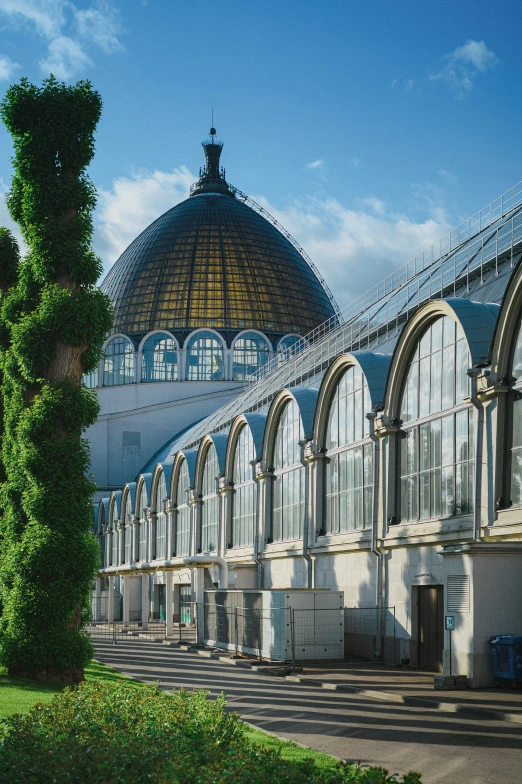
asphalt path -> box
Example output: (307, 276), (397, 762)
(93, 638), (522, 784)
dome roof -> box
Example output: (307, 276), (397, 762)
(101, 134), (338, 339)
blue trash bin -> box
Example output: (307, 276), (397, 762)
(490, 635), (522, 683)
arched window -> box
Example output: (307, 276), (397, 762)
(154, 472), (168, 560)
(123, 495), (132, 564)
(141, 333), (178, 382)
(175, 461), (191, 557)
(509, 317), (522, 505)
(103, 337), (135, 386)
(272, 399), (304, 541)
(325, 365), (373, 534)
(186, 331), (224, 381)
(97, 507), (106, 568)
(399, 315), (473, 522)
(232, 333), (270, 380)
(231, 427), (256, 547)
(136, 485), (148, 561)
(201, 444), (219, 552)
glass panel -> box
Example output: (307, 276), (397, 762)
(512, 319), (522, 380)
(233, 332), (270, 380)
(201, 444), (219, 552)
(103, 337), (135, 386)
(141, 333), (178, 382)
(429, 350), (442, 414)
(419, 357), (430, 418)
(231, 427), (256, 547)
(186, 331), (224, 381)
(441, 344), (455, 410)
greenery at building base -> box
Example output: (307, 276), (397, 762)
(0, 77), (113, 683)
(0, 681), (422, 784)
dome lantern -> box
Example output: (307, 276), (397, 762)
(191, 128), (230, 197)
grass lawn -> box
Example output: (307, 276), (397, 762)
(0, 660), (137, 720)
(245, 726), (344, 774)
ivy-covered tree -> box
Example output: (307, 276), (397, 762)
(0, 77), (113, 683)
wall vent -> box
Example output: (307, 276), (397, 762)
(447, 574), (470, 612)
(122, 431), (141, 448)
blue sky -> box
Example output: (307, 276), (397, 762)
(0, 0), (520, 310)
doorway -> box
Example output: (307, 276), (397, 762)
(417, 585), (443, 672)
(154, 584), (166, 620)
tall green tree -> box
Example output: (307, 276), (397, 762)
(0, 77), (112, 683)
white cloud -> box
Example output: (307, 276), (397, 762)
(252, 195), (451, 309)
(350, 157), (364, 169)
(306, 159), (324, 170)
(39, 35), (93, 80)
(430, 39), (498, 97)
(0, 0), (66, 39)
(391, 77), (415, 92)
(94, 166), (195, 271)
(438, 167), (458, 185)
(94, 164), (452, 309)
(0, 54), (21, 80)
(0, 0), (123, 79)
(75, 3), (124, 54)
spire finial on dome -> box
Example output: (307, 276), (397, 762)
(190, 118), (232, 197)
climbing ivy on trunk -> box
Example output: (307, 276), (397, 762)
(0, 77), (113, 683)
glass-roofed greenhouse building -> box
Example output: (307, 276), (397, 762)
(89, 135), (522, 688)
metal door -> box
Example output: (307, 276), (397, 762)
(417, 585), (443, 672)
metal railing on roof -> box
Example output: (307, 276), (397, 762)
(246, 180), (522, 384)
(171, 199), (522, 454)
(229, 185), (339, 315)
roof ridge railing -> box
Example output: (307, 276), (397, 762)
(229, 185), (340, 315)
(245, 179), (522, 385)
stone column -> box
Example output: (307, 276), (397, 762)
(166, 570), (174, 637)
(190, 491), (202, 555)
(108, 576), (115, 623)
(141, 573), (149, 628)
(219, 478), (234, 557)
(94, 576), (103, 622)
(165, 498), (173, 558)
(254, 464), (275, 589)
(193, 566), (205, 644)
(117, 521), (125, 565)
(147, 509), (156, 561)
(305, 446), (328, 587)
(122, 575), (130, 623)
(131, 517), (139, 563)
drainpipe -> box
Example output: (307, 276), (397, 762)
(466, 368), (484, 541)
(366, 412), (384, 660)
(251, 459), (263, 589)
(298, 439), (313, 589)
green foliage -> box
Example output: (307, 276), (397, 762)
(0, 682), (422, 784)
(0, 76), (113, 681)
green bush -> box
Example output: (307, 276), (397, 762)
(0, 681), (421, 784)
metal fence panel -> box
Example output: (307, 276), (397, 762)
(289, 608), (344, 661)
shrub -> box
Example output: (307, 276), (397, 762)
(0, 682), (422, 784)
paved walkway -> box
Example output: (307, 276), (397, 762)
(290, 661), (522, 718)
(93, 638), (522, 784)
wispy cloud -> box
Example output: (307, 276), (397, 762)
(94, 166), (195, 271)
(0, 54), (22, 81)
(430, 39), (498, 97)
(391, 77), (415, 92)
(350, 157), (364, 169)
(306, 159), (324, 169)
(39, 35), (93, 80)
(94, 165), (452, 308)
(0, 0), (123, 79)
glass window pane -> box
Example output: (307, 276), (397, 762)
(419, 356), (430, 418)
(186, 331), (224, 381)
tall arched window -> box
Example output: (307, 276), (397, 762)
(136, 485), (148, 561)
(97, 507), (106, 569)
(175, 461), (191, 556)
(231, 426), (256, 547)
(508, 317), (522, 505)
(103, 337), (135, 386)
(186, 331), (224, 381)
(142, 333), (178, 382)
(399, 315), (473, 522)
(201, 444), (219, 552)
(272, 399), (304, 541)
(123, 494), (132, 564)
(155, 472), (168, 560)
(325, 365), (373, 533)
(232, 333), (270, 380)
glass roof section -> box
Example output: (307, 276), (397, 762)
(164, 181), (522, 454)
